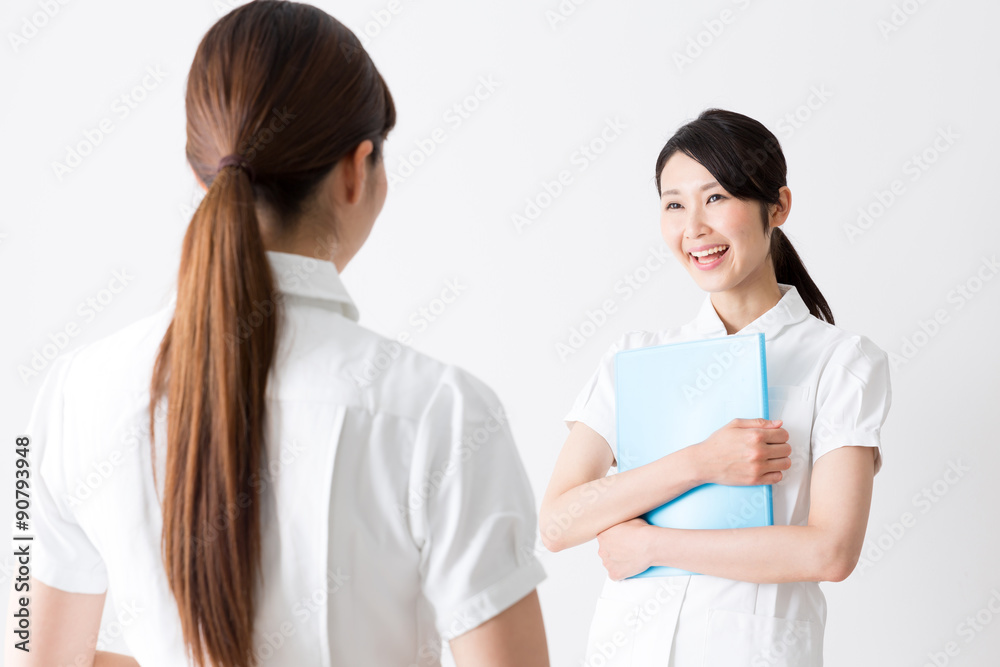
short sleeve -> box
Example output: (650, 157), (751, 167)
(28, 351), (109, 594)
(811, 335), (892, 476)
(563, 334), (630, 467)
(410, 365), (546, 642)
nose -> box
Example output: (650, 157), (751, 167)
(683, 206), (712, 240)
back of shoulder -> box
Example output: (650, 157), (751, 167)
(58, 303), (174, 403)
(339, 322), (501, 423)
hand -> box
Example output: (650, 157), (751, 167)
(596, 517), (652, 581)
(693, 417), (791, 486)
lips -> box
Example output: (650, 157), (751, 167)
(689, 245), (729, 270)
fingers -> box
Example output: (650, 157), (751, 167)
(761, 427), (789, 444)
(731, 417), (782, 429)
(762, 454), (792, 475)
(766, 442), (792, 459)
(760, 470), (784, 484)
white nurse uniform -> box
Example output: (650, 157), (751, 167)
(564, 283), (892, 666)
(27, 250), (546, 666)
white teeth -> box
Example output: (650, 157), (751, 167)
(690, 245), (729, 257)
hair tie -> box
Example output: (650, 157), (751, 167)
(217, 154), (256, 183)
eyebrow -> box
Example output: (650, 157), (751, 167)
(660, 181), (720, 197)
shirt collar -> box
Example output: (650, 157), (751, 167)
(265, 250), (360, 322)
(694, 282), (810, 339)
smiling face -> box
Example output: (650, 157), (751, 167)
(658, 150), (789, 296)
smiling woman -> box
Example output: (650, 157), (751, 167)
(541, 108), (891, 666)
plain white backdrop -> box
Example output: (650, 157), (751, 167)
(3, 0), (999, 665)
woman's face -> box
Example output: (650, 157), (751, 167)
(658, 151), (782, 294)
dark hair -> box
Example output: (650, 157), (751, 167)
(148, 2), (395, 666)
(654, 108), (833, 324)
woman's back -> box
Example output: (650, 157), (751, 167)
(33, 249), (545, 665)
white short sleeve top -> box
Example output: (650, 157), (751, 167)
(28, 250), (546, 666)
(563, 283), (892, 665)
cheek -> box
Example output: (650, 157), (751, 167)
(660, 218), (686, 259)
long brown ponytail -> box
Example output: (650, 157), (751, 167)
(654, 108), (834, 324)
(148, 2), (395, 665)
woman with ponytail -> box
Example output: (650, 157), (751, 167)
(11, 2), (548, 665)
(541, 108), (892, 665)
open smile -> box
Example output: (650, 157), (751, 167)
(688, 245), (729, 270)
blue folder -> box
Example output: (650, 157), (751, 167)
(614, 332), (773, 578)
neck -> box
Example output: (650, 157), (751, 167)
(709, 265), (784, 335)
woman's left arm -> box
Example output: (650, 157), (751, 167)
(3, 577), (140, 667)
(597, 445), (876, 583)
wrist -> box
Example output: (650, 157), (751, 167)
(642, 524), (672, 568)
(683, 442), (709, 486)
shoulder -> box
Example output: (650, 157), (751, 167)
(59, 303), (175, 403)
(334, 320), (502, 422)
(791, 317), (891, 386)
(608, 328), (673, 353)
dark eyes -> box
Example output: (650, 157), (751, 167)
(665, 193), (724, 210)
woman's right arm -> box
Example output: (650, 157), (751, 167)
(540, 421), (703, 552)
(539, 418), (790, 552)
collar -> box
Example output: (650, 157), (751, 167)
(265, 250), (360, 322)
(694, 282), (810, 339)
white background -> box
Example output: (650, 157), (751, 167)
(2, 0), (999, 665)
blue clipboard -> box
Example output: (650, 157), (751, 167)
(614, 332), (773, 578)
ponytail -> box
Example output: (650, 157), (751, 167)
(153, 3), (396, 664)
(769, 226), (834, 324)
(150, 161), (276, 667)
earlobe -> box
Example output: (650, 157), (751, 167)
(347, 140), (375, 205)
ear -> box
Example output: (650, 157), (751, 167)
(342, 139), (375, 206)
(769, 186), (792, 229)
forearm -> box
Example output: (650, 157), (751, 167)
(645, 524), (842, 583)
(94, 651), (140, 667)
(543, 446), (704, 551)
